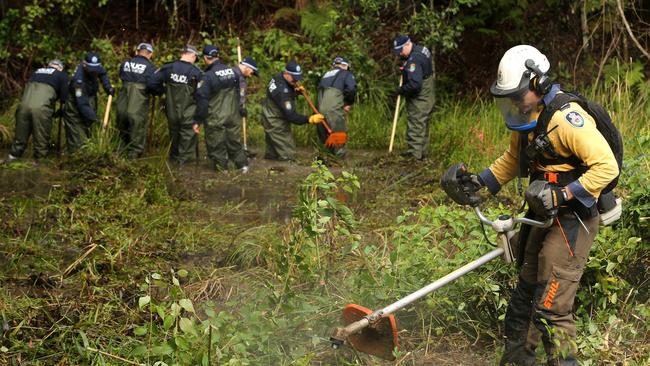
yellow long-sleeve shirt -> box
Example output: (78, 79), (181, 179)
(481, 95), (619, 208)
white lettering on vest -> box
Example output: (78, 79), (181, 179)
(124, 62), (147, 74)
(170, 73), (188, 83)
(35, 68), (56, 75)
(214, 68), (235, 77)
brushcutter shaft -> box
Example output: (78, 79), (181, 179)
(380, 248), (505, 315)
(333, 247), (505, 342)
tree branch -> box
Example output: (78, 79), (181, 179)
(616, 0), (650, 62)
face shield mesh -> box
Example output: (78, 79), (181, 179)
(496, 97), (538, 132)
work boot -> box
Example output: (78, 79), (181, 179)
(3, 154), (18, 164)
(500, 279), (538, 366)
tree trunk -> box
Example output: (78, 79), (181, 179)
(581, 0), (589, 49)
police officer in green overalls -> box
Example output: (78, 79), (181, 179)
(64, 52), (115, 153)
(192, 45), (256, 173)
(116, 42), (156, 159)
(147, 45), (202, 164)
(261, 60), (324, 161)
(7, 60), (69, 161)
(393, 35), (435, 160)
(317, 56), (356, 158)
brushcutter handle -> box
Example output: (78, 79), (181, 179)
(473, 207), (552, 232)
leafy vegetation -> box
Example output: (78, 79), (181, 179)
(1, 1), (649, 365)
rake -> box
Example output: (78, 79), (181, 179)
(297, 86), (348, 147)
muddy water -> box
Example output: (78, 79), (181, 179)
(0, 162), (64, 197)
(166, 148), (392, 224)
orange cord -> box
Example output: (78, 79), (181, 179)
(555, 217), (574, 257)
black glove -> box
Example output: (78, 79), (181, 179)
(107, 87), (115, 96)
(525, 180), (566, 218)
(391, 87), (403, 99)
(239, 107), (247, 118)
(441, 163), (482, 207)
(459, 171), (484, 192)
(53, 109), (64, 118)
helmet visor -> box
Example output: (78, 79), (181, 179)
(496, 97), (537, 131)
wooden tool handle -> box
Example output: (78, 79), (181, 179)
(388, 75), (403, 153)
(297, 85), (333, 133)
(102, 94), (113, 129)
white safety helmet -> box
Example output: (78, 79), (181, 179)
(491, 45), (550, 132)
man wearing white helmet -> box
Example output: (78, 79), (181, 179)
(453, 45), (618, 365)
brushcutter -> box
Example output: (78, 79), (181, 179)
(329, 163), (552, 360)
(296, 85), (348, 147)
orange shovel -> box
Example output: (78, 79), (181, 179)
(297, 86), (348, 147)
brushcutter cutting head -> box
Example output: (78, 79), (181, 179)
(441, 163), (482, 207)
(332, 304), (398, 360)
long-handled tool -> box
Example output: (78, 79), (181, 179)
(57, 102), (63, 157)
(146, 97), (156, 154)
(102, 95), (113, 130)
(388, 75), (403, 153)
(236, 37), (249, 153)
(297, 86), (347, 147)
(330, 206), (552, 360)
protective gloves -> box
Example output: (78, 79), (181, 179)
(239, 107), (247, 118)
(308, 113), (325, 124)
(525, 180), (566, 218)
(53, 109), (64, 118)
(294, 85), (306, 95)
(107, 87), (115, 96)
(459, 171), (484, 191)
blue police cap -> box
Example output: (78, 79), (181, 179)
(241, 57), (258, 76)
(332, 56), (350, 67)
(284, 60), (303, 81)
(202, 45), (219, 57)
(392, 35), (410, 54)
(137, 43), (154, 53)
(84, 52), (102, 67)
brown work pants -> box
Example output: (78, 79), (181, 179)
(500, 211), (599, 366)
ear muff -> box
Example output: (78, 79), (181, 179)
(525, 59), (552, 95)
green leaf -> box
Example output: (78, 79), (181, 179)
(177, 269), (188, 278)
(179, 317), (197, 336)
(163, 315), (175, 330)
(138, 295), (151, 310)
(130, 345), (148, 356)
(134, 326), (148, 336)
(151, 273), (162, 280)
(179, 298), (195, 314)
(151, 343), (174, 356)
